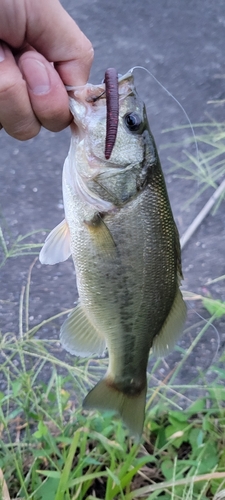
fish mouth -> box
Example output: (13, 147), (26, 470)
(66, 69), (138, 163)
(65, 69), (135, 104)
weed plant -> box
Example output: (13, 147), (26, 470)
(0, 227), (225, 499)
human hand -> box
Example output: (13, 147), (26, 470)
(0, 0), (94, 139)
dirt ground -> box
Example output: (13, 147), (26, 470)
(0, 0), (225, 395)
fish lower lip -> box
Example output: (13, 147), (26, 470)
(97, 158), (131, 169)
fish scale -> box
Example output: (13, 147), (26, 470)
(39, 69), (186, 438)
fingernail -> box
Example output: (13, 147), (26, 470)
(0, 43), (5, 62)
(20, 58), (51, 95)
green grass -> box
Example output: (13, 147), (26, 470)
(0, 229), (225, 499)
(1, 114), (225, 499)
(0, 227), (44, 269)
(1, 315), (225, 499)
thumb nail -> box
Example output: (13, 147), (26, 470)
(20, 58), (51, 95)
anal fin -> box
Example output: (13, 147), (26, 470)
(60, 304), (106, 357)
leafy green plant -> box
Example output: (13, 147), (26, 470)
(202, 297), (225, 319)
(1, 298), (225, 499)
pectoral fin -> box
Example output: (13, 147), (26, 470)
(152, 288), (186, 357)
(39, 219), (71, 265)
(84, 213), (116, 257)
(60, 304), (106, 357)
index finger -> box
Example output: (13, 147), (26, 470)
(27, 0), (94, 85)
(4, 0), (94, 86)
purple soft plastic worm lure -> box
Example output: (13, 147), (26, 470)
(104, 68), (119, 160)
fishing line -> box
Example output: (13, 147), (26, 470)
(130, 65), (200, 165)
(66, 66), (200, 165)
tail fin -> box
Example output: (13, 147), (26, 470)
(83, 378), (146, 439)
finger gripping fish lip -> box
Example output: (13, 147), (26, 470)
(104, 68), (119, 160)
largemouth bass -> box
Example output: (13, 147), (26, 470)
(40, 70), (186, 438)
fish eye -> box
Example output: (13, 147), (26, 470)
(124, 112), (143, 132)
